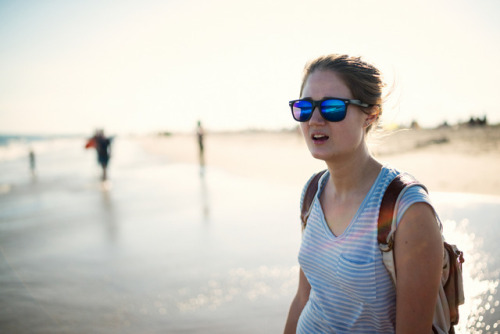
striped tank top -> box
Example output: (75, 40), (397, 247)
(297, 165), (433, 333)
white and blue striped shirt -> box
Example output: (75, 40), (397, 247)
(297, 165), (432, 333)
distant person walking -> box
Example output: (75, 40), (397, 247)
(85, 129), (112, 181)
(196, 120), (205, 167)
(29, 148), (36, 176)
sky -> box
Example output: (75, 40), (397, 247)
(1, 0), (499, 135)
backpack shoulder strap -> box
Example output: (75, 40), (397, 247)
(378, 173), (425, 245)
(300, 170), (327, 228)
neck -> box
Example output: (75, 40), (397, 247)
(324, 143), (382, 199)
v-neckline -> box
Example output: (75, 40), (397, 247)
(316, 167), (386, 239)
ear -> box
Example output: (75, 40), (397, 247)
(363, 107), (380, 128)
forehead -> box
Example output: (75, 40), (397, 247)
(301, 70), (352, 99)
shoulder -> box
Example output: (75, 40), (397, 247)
(393, 177), (443, 270)
(393, 175), (438, 230)
(381, 165), (442, 232)
(390, 170), (442, 247)
(300, 170), (328, 205)
(394, 201), (443, 292)
(381, 165), (433, 216)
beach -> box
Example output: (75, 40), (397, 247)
(141, 125), (500, 195)
(1, 126), (500, 333)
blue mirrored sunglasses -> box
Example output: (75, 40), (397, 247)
(289, 98), (370, 122)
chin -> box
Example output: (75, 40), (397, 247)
(308, 149), (331, 161)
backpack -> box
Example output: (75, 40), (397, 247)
(300, 170), (465, 334)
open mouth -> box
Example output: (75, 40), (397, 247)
(311, 134), (329, 143)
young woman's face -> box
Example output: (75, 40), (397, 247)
(300, 70), (369, 162)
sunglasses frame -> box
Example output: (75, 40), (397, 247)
(289, 97), (370, 122)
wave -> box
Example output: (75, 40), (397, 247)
(0, 134), (86, 162)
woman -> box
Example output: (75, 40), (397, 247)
(283, 54), (443, 333)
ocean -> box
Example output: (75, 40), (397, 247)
(0, 135), (499, 333)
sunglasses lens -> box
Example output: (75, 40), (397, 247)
(321, 99), (346, 122)
(292, 100), (313, 122)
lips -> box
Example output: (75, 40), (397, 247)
(311, 133), (329, 143)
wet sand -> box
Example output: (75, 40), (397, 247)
(0, 138), (302, 333)
(1, 126), (500, 333)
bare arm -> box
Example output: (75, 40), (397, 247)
(394, 202), (443, 334)
(284, 268), (310, 334)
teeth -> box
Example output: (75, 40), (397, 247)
(313, 134), (327, 139)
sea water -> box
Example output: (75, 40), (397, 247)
(434, 193), (500, 333)
(0, 136), (499, 333)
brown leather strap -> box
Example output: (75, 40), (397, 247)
(300, 170), (327, 228)
(303, 171), (426, 245)
(377, 174), (425, 245)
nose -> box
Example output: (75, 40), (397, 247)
(308, 106), (326, 124)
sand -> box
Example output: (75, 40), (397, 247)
(140, 125), (500, 196)
(1, 127), (499, 333)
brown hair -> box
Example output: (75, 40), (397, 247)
(300, 54), (385, 132)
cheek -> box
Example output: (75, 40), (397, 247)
(332, 117), (365, 143)
(344, 110), (367, 133)
(300, 123), (308, 137)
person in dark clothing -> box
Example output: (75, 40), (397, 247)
(196, 120), (205, 167)
(86, 129), (112, 181)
